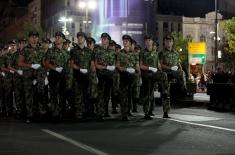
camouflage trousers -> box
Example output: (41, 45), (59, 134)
(23, 76), (34, 117)
(48, 71), (66, 117)
(13, 75), (25, 115)
(0, 77), (4, 115)
(119, 72), (135, 117)
(3, 73), (14, 116)
(72, 72), (89, 118)
(140, 70), (170, 114)
(166, 70), (187, 91)
(96, 70), (116, 117)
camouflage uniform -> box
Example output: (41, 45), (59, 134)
(159, 48), (187, 91)
(70, 46), (94, 119)
(140, 48), (170, 115)
(95, 47), (116, 118)
(117, 49), (139, 118)
(4, 52), (14, 116)
(0, 54), (6, 116)
(46, 46), (70, 118)
(11, 50), (25, 117)
(22, 45), (45, 118)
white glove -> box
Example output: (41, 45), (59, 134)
(44, 77), (49, 85)
(33, 79), (37, 85)
(47, 72), (49, 76)
(171, 66), (178, 71)
(55, 67), (63, 73)
(126, 67), (135, 74)
(1, 72), (6, 77)
(17, 70), (23, 76)
(148, 67), (158, 73)
(31, 64), (41, 70)
(80, 69), (88, 74)
(10, 70), (15, 74)
(106, 65), (115, 71)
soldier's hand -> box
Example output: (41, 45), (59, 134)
(126, 67), (135, 74)
(33, 79), (37, 85)
(80, 69), (88, 74)
(106, 65), (115, 71)
(31, 64), (41, 70)
(171, 66), (178, 71)
(1, 72), (6, 77)
(44, 77), (49, 85)
(148, 67), (158, 73)
(17, 70), (23, 76)
(10, 70), (15, 74)
(55, 67), (63, 73)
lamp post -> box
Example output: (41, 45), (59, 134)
(78, 0), (97, 35)
(58, 17), (73, 36)
(214, 0), (218, 71)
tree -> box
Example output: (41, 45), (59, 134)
(220, 17), (235, 69)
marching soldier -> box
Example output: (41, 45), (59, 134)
(45, 31), (70, 121)
(116, 35), (140, 121)
(18, 31), (44, 123)
(159, 35), (187, 98)
(70, 32), (95, 120)
(94, 33), (116, 120)
(139, 35), (170, 119)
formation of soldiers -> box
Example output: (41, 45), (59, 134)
(0, 30), (187, 123)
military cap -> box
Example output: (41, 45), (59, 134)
(42, 38), (52, 44)
(77, 32), (86, 38)
(115, 44), (121, 49)
(164, 35), (174, 41)
(131, 39), (137, 45)
(135, 45), (142, 50)
(122, 34), (132, 41)
(86, 37), (96, 44)
(18, 38), (27, 42)
(101, 32), (111, 40)
(55, 31), (65, 39)
(28, 31), (39, 37)
(64, 39), (71, 44)
(109, 40), (116, 46)
(144, 34), (154, 40)
(8, 40), (17, 44)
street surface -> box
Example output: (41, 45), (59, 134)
(1, 94), (235, 155)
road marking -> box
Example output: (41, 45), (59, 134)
(42, 129), (109, 155)
(155, 117), (235, 133)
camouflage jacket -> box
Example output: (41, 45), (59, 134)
(139, 48), (160, 68)
(117, 49), (139, 68)
(159, 48), (179, 67)
(70, 46), (93, 69)
(46, 46), (70, 68)
(95, 47), (116, 66)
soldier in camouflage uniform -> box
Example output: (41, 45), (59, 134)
(11, 38), (27, 118)
(0, 47), (9, 117)
(140, 35), (170, 119)
(87, 37), (98, 116)
(45, 31), (70, 120)
(94, 33), (117, 120)
(17, 31), (44, 123)
(70, 32), (95, 120)
(4, 40), (18, 116)
(159, 35), (187, 99)
(116, 35), (140, 121)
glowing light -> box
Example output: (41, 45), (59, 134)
(78, 1), (86, 9)
(88, 1), (97, 10)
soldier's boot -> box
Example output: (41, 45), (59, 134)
(163, 112), (171, 118)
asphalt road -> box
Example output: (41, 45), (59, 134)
(1, 106), (235, 155)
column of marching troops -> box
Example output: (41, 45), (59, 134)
(0, 30), (187, 123)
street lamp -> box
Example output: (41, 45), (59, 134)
(78, 0), (97, 34)
(58, 17), (73, 36)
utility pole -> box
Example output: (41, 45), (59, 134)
(214, 0), (218, 71)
